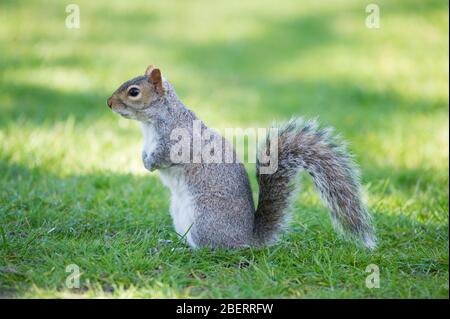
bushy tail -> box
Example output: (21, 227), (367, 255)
(254, 118), (376, 249)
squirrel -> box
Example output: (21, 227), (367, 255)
(107, 65), (376, 250)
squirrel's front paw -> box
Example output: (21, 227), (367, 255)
(142, 151), (158, 171)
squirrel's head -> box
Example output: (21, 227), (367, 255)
(107, 65), (165, 120)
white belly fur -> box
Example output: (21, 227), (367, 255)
(141, 122), (158, 155)
(159, 167), (196, 247)
(141, 122), (196, 247)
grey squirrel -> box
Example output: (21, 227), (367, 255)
(107, 65), (376, 249)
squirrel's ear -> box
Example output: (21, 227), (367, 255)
(145, 65), (155, 77)
(145, 65), (163, 96)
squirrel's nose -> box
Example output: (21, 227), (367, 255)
(107, 98), (113, 108)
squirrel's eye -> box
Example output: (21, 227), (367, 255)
(128, 87), (140, 97)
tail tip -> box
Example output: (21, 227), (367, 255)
(363, 234), (377, 250)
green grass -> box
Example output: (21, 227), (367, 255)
(0, 0), (448, 298)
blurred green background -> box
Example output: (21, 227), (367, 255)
(0, 0), (448, 298)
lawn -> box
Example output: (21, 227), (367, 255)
(0, 0), (448, 298)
